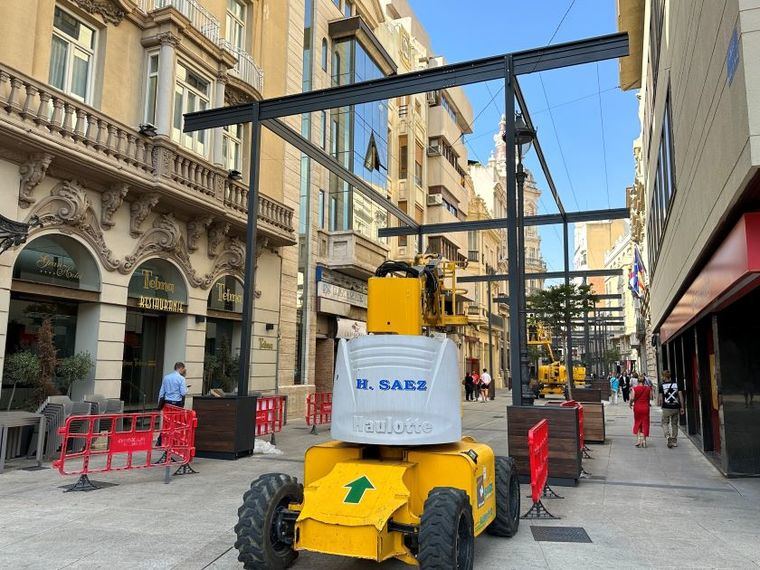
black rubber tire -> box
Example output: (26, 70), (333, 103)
(418, 487), (474, 570)
(234, 473), (303, 570)
(486, 456), (520, 537)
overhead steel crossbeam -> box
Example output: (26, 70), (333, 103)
(184, 33), (629, 131)
(458, 268), (620, 283)
(514, 78), (565, 218)
(263, 118), (417, 228)
(377, 207), (629, 238)
(587, 294), (623, 300)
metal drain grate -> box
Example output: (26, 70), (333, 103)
(531, 526), (592, 543)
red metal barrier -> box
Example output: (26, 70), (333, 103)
(305, 392), (332, 432)
(53, 405), (197, 490)
(561, 400), (585, 451)
(527, 419), (549, 504)
(255, 396), (285, 437)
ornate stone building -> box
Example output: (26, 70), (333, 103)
(0, 0), (296, 410)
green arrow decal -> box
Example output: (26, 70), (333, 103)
(343, 475), (375, 504)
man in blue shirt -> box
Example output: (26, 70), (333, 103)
(159, 362), (187, 408)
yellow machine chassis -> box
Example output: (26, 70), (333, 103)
(292, 438), (496, 565)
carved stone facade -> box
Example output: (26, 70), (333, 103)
(101, 183), (128, 229)
(18, 153), (53, 208)
(207, 221), (230, 258)
(129, 193), (159, 237)
(70, 0), (127, 25)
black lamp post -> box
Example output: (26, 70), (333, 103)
(513, 113), (536, 405)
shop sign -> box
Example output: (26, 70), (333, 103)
(208, 276), (244, 313)
(317, 281), (367, 308)
(12, 235), (100, 292)
(336, 318), (367, 339)
(258, 337), (274, 350)
(128, 260), (187, 313)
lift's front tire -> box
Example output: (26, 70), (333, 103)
(418, 487), (474, 570)
(234, 473), (303, 570)
(487, 456), (520, 537)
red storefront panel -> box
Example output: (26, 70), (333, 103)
(660, 213), (760, 342)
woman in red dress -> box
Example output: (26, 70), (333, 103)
(630, 373), (651, 447)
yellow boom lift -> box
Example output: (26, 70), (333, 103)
(234, 255), (521, 568)
(528, 323), (585, 397)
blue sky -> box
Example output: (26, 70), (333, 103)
(408, 0), (640, 275)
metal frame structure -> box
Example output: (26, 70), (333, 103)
(184, 31), (630, 406)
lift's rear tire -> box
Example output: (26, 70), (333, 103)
(418, 487), (474, 570)
(234, 473), (303, 570)
(486, 456), (520, 537)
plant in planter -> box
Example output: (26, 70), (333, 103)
(3, 351), (41, 411)
(35, 318), (59, 406)
(57, 352), (94, 397)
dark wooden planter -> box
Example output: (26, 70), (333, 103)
(589, 380), (611, 400)
(193, 395), (257, 459)
(579, 402), (605, 443)
(571, 388), (602, 403)
(507, 405), (582, 486)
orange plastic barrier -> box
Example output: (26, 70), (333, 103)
(527, 419), (549, 504)
(305, 392), (332, 430)
(53, 405), (197, 490)
(255, 396), (285, 437)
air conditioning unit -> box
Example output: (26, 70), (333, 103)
(426, 90), (439, 105)
(427, 194), (443, 206)
(427, 144), (441, 157)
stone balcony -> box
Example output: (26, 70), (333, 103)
(0, 64), (293, 246)
(316, 229), (389, 279)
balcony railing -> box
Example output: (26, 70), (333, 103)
(139, 0), (264, 93)
(0, 64), (292, 242)
(226, 45), (264, 94)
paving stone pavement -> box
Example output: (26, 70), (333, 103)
(1, 392), (759, 569)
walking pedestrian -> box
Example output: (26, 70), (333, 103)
(658, 370), (685, 448)
(630, 374), (651, 447)
(479, 369), (492, 403)
(621, 373), (631, 403)
(472, 371), (481, 401)
(463, 372), (474, 401)
(610, 373), (620, 405)
(155, 362), (187, 450)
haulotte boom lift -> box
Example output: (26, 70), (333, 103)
(234, 255), (521, 568)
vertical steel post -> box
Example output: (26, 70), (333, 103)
(583, 276), (590, 374)
(238, 102), (262, 397)
(563, 221), (573, 399)
(487, 278), (494, 396)
(504, 57), (523, 406)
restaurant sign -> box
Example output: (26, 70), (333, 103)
(128, 260), (187, 313)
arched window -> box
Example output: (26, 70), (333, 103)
(321, 38), (328, 71)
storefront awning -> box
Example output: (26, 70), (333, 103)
(660, 213), (760, 342)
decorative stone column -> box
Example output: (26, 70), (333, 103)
(155, 33), (180, 137)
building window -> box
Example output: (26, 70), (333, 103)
(226, 0), (246, 51)
(647, 90), (675, 274)
(414, 141), (423, 187)
(222, 124), (243, 171)
(172, 63), (211, 156)
(144, 52), (159, 125)
(440, 94), (458, 123)
(321, 111), (327, 149)
(49, 6), (96, 103)
(399, 135), (408, 179)
(443, 198), (458, 217)
(344, 0), (354, 17)
(332, 0), (341, 8)
(318, 189), (326, 229)
(321, 38), (328, 71)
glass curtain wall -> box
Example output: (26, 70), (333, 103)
(329, 39), (389, 238)
(295, 0), (316, 384)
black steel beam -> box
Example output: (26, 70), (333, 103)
(589, 294), (623, 300)
(459, 268), (620, 283)
(262, 118), (418, 229)
(184, 33), (628, 131)
(377, 208), (629, 238)
(515, 78), (565, 218)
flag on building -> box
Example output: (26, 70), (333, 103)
(629, 245), (647, 298)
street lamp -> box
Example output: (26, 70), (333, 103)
(504, 112), (536, 405)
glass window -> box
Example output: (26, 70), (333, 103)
(321, 110), (327, 149)
(321, 38), (328, 71)
(226, 0), (246, 50)
(399, 135), (408, 179)
(344, 0), (354, 16)
(144, 52), (159, 125)
(318, 189), (326, 229)
(222, 123), (243, 171)
(414, 141), (423, 187)
(12, 235), (100, 292)
(49, 7), (95, 102)
(332, 0), (341, 7)
(172, 63), (211, 156)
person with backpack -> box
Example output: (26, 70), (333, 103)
(462, 372), (474, 401)
(658, 370), (685, 448)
